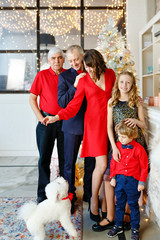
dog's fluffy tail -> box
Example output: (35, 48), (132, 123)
(18, 202), (37, 222)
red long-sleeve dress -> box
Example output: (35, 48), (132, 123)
(58, 69), (115, 157)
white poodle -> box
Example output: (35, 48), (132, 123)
(18, 177), (77, 240)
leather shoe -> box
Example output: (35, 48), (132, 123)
(90, 210), (100, 222)
(92, 218), (115, 232)
(37, 196), (47, 204)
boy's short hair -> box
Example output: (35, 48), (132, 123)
(115, 121), (139, 139)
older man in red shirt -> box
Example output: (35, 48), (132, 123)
(29, 47), (65, 203)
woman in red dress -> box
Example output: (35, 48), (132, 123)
(42, 49), (115, 223)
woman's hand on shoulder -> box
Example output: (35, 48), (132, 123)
(74, 73), (86, 88)
(41, 115), (59, 126)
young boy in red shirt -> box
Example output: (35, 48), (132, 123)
(107, 121), (148, 240)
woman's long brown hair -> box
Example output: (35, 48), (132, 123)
(83, 49), (106, 81)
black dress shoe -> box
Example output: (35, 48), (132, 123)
(37, 196), (47, 204)
(92, 218), (115, 232)
(90, 210), (100, 222)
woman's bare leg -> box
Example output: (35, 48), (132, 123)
(99, 182), (107, 213)
(90, 155), (107, 215)
(98, 181), (115, 225)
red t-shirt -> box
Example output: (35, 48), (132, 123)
(110, 140), (148, 183)
(30, 67), (65, 115)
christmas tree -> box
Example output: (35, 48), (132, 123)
(96, 16), (136, 76)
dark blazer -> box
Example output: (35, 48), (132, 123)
(58, 68), (86, 135)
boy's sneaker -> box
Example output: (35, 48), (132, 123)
(131, 228), (140, 240)
(107, 225), (123, 238)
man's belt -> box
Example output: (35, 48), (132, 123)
(41, 110), (55, 117)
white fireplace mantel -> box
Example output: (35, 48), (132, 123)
(144, 104), (160, 227)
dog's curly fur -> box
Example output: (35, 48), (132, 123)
(18, 177), (77, 240)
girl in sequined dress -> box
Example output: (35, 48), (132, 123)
(92, 71), (148, 232)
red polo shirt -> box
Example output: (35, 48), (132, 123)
(110, 140), (148, 183)
(30, 67), (65, 115)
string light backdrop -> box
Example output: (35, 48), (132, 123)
(0, 0), (126, 49)
(0, 0), (126, 90)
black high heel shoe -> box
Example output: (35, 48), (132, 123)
(88, 200), (100, 222)
(90, 210), (100, 222)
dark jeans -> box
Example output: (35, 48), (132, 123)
(115, 175), (141, 230)
(36, 121), (64, 199)
(64, 132), (95, 200)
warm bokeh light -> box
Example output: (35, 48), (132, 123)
(0, 0), (126, 47)
(0, 0), (126, 72)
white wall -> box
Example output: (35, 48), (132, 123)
(126, 0), (148, 79)
(0, 94), (38, 156)
(147, 0), (156, 21)
(126, 0), (156, 79)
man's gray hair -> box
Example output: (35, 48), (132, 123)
(66, 45), (84, 56)
(48, 46), (64, 60)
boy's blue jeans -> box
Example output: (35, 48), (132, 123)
(115, 175), (141, 230)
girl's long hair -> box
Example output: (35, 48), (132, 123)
(111, 71), (140, 108)
(83, 49), (106, 81)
